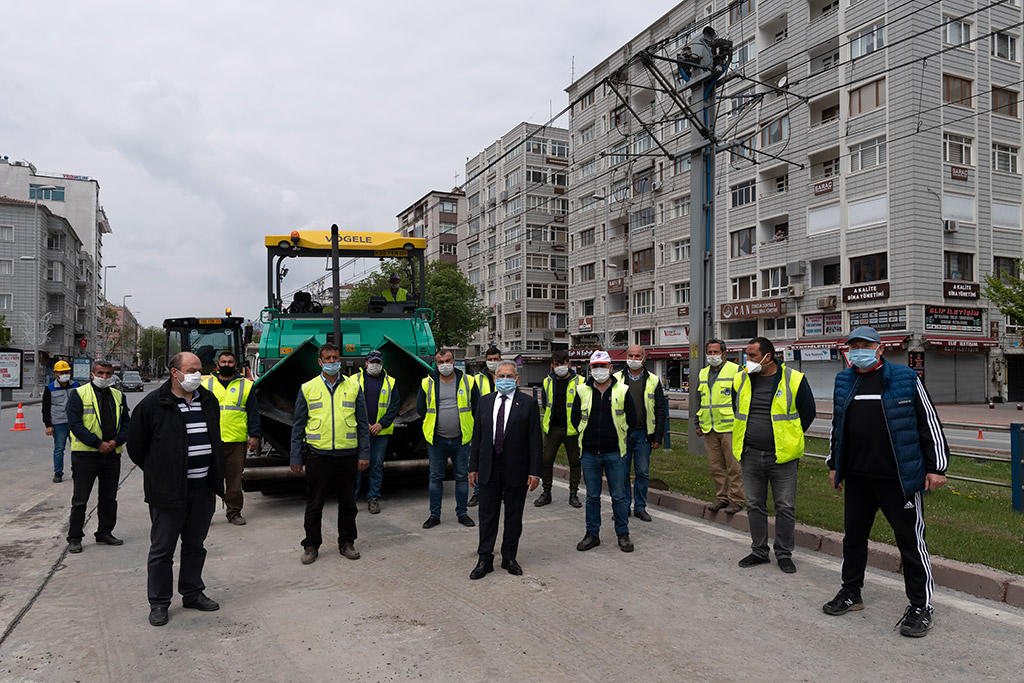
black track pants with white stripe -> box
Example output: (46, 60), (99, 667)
(841, 474), (934, 609)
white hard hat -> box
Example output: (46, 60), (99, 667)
(589, 350), (612, 365)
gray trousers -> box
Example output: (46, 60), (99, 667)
(740, 448), (798, 560)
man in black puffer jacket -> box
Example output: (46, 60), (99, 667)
(128, 352), (225, 628)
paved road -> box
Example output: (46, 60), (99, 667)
(1, 386), (1023, 682)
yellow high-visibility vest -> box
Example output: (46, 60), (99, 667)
(383, 287), (408, 302)
(697, 362), (739, 433)
(301, 375), (360, 450)
(732, 364), (805, 464)
(575, 381), (629, 455)
(205, 376), (252, 442)
(421, 373), (474, 445)
(613, 370), (660, 435)
(357, 368), (395, 436)
(70, 383), (124, 453)
(541, 373), (583, 435)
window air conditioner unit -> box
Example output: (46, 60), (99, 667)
(816, 295), (837, 309)
(500, 191), (509, 201)
(944, 220), (958, 233)
(788, 283), (805, 297)
(651, 181), (662, 192)
(786, 260), (806, 276)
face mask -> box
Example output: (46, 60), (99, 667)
(626, 359), (644, 371)
(745, 360), (762, 374)
(485, 360), (499, 373)
(366, 362), (382, 376)
(849, 349), (879, 370)
(437, 363), (455, 377)
(591, 368), (610, 383)
(707, 355), (723, 367)
(218, 365), (235, 377)
(58, 374), (71, 383)
(92, 376), (113, 389)
(321, 361), (342, 376)
(495, 378), (517, 395)
(553, 365), (569, 378)
(179, 371), (203, 392)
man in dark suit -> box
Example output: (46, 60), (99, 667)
(468, 360), (542, 579)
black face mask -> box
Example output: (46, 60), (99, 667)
(218, 365), (235, 377)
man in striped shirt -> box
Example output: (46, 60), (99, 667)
(128, 352), (225, 627)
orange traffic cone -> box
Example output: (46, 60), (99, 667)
(977, 429), (984, 440)
(9, 403), (29, 431)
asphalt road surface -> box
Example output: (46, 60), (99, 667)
(1, 385), (1023, 682)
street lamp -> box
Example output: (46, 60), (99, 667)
(29, 184), (57, 397)
(100, 264), (116, 361)
(121, 294), (133, 368)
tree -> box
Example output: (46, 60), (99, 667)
(339, 259), (488, 348)
(138, 326), (167, 367)
(982, 259), (1024, 325)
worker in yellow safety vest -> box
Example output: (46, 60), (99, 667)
(382, 273), (409, 301)
(695, 338), (744, 515)
(353, 349), (400, 514)
(613, 345), (666, 523)
(207, 350), (260, 526)
(535, 349), (584, 508)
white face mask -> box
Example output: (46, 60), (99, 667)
(92, 376), (113, 389)
(366, 362), (382, 377)
(745, 360), (763, 374)
(553, 365), (569, 378)
(58, 374), (71, 383)
(179, 371), (203, 392)
(626, 359), (644, 371)
(707, 355), (723, 367)
(437, 363), (455, 377)
(485, 360), (499, 373)
(590, 368), (611, 383)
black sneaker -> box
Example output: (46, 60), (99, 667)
(568, 493), (582, 508)
(822, 588), (864, 616)
(895, 605), (933, 637)
(738, 553), (771, 568)
(468, 494), (479, 507)
(576, 533), (600, 551)
(533, 490), (552, 507)
(457, 515), (476, 527)
(422, 516), (441, 529)
(53, 473), (62, 483)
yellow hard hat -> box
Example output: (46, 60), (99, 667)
(54, 360), (71, 372)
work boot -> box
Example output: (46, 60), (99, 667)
(468, 494), (479, 507)
(617, 534), (634, 553)
(458, 515), (476, 527)
(53, 473), (62, 483)
(634, 509), (652, 522)
(723, 502), (743, 514)
(368, 498), (381, 514)
(67, 540), (83, 554)
(534, 490), (552, 507)
(228, 514), (247, 526)
(707, 500), (728, 512)
(182, 593), (219, 611)
(576, 533), (600, 551)
(568, 492), (582, 508)
(422, 516), (441, 529)
(339, 542), (361, 560)
(301, 546), (319, 565)
(95, 533), (124, 546)
(149, 605), (169, 627)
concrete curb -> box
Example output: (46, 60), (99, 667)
(552, 463), (1024, 608)
(2, 399), (43, 409)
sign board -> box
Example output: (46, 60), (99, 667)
(824, 312), (843, 334)
(720, 298), (784, 320)
(783, 348), (796, 362)
(924, 305), (982, 331)
(72, 357), (91, 382)
(373, 249), (409, 258)
(803, 314), (824, 336)
(800, 348), (833, 362)
(849, 307), (906, 331)
(950, 166), (969, 181)
(0, 349), (23, 389)
(658, 327), (689, 346)
(607, 277), (625, 294)
(908, 351), (925, 382)
(943, 281), (980, 299)
(813, 179), (834, 195)
(676, 306), (689, 317)
(991, 320), (1000, 338)
(578, 317), (593, 332)
(842, 282), (890, 302)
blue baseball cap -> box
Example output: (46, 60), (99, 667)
(847, 326), (881, 344)
(366, 350), (383, 361)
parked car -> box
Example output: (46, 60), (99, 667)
(119, 371), (145, 392)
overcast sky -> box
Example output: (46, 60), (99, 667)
(3, 1), (680, 327)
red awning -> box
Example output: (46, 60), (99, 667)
(924, 336), (997, 350)
(645, 346), (690, 360)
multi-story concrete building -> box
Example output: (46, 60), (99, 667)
(101, 304), (139, 368)
(396, 189), (466, 265)
(0, 197), (86, 384)
(0, 157), (111, 354)
(461, 123), (571, 383)
(566, 0), (1024, 402)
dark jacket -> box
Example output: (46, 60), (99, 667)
(127, 380), (225, 505)
(470, 390), (542, 486)
(827, 358), (949, 496)
(42, 379), (81, 427)
(570, 376), (639, 454)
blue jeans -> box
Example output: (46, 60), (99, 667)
(622, 429), (652, 512)
(581, 451), (629, 537)
(428, 438), (469, 519)
(355, 435), (389, 500)
(52, 423), (72, 476)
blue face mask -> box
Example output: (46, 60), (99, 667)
(321, 361), (342, 375)
(849, 349), (879, 370)
(495, 378), (517, 396)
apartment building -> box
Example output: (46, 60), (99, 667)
(396, 189), (467, 265)
(566, 0), (1024, 402)
(462, 122), (571, 383)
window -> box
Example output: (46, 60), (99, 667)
(673, 196), (690, 219)
(504, 225), (523, 245)
(731, 133), (756, 162)
(823, 262), (841, 285)
(46, 261), (63, 281)
(731, 227), (756, 257)
(633, 132), (654, 155)
(764, 316), (797, 336)
(994, 256), (1019, 281)
(0, 226), (12, 242)
(850, 22), (886, 59)
(487, 237), (497, 252)
(580, 124), (596, 144)
(609, 142), (629, 166)
(809, 202), (841, 234)
(609, 179), (629, 202)
(526, 311), (548, 328)
(673, 117), (689, 134)
(942, 18), (971, 47)
(611, 105), (630, 127)
(579, 158), (597, 179)
(526, 167), (547, 184)
(943, 133), (973, 165)
(505, 196), (522, 217)
(527, 139), (547, 155)
(506, 255), (522, 271)
(761, 266), (789, 296)
(0, 260), (11, 277)
(730, 90), (756, 116)
(631, 207), (655, 232)
(526, 254), (548, 270)
(526, 340), (550, 351)
(672, 155), (692, 177)
(505, 168), (523, 188)
(673, 282), (691, 305)
(527, 284), (548, 299)
(581, 299), (595, 316)
(29, 185), (65, 201)
(993, 32), (1018, 61)
(850, 252), (888, 283)
(850, 136), (887, 172)
(634, 330), (654, 346)
(734, 38), (756, 66)
(819, 0), (839, 17)
(730, 0), (753, 24)
(731, 275), (758, 300)
(943, 74), (973, 107)
(731, 179), (756, 207)
(439, 243), (457, 256)
(469, 269), (480, 285)
(468, 217), (480, 235)
(0, 294), (10, 310)
(439, 200), (458, 214)
(580, 263), (596, 281)
(849, 79), (886, 116)
(774, 174), (790, 193)
(552, 171), (567, 187)
(944, 252), (974, 281)
(633, 289), (655, 315)
(552, 198), (569, 215)
(47, 233), (64, 251)
(551, 140), (569, 158)
(633, 168), (653, 196)
(527, 195), (549, 213)
(580, 228), (596, 247)
(506, 144), (522, 160)
(632, 248), (655, 273)
(439, 222), (456, 234)
(673, 239), (690, 261)
(760, 115), (789, 146)
(505, 313), (521, 329)
(579, 91), (595, 111)
(994, 88), (1019, 118)
(819, 104), (840, 124)
(551, 285), (568, 300)
(993, 143), (1020, 174)
(505, 286), (521, 302)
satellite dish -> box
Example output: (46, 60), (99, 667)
(777, 76), (789, 89)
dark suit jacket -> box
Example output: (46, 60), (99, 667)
(470, 390), (542, 487)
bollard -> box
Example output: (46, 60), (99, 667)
(664, 417), (671, 450)
(1012, 423), (1022, 513)
(989, 401), (995, 409)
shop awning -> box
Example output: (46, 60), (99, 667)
(645, 346), (690, 360)
(923, 335), (998, 351)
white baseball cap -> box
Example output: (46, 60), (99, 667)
(589, 350), (612, 365)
